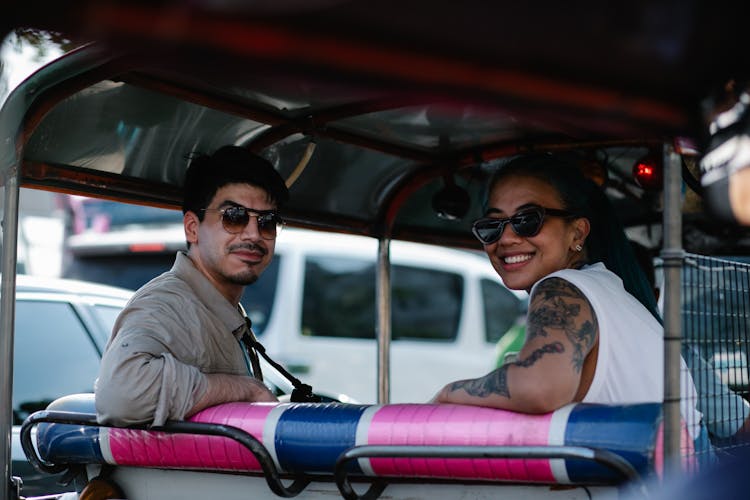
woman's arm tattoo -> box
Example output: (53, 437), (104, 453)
(449, 342), (564, 398)
(527, 278), (598, 372)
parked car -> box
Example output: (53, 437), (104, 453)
(62, 214), (528, 403)
(9, 273), (350, 497)
(713, 351), (749, 390)
(10, 275), (131, 497)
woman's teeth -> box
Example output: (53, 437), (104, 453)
(504, 254), (532, 264)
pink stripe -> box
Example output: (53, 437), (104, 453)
(654, 420), (696, 478)
(107, 403), (276, 471)
(366, 404), (555, 482)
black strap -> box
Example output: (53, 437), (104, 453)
(241, 317), (321, 403)
(240, 322), (264, 382)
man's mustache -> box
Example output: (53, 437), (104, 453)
(228, 243), (267, 256)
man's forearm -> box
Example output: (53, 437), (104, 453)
(187, 372), (278, 417)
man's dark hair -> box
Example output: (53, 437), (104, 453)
(182, 145), (289, 218)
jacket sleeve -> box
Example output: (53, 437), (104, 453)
(95, 309), (209, 426)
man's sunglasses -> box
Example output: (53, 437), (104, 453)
(201, 206), (284, 239)
(471, 206), (574, 244)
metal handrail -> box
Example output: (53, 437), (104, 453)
(20, 410), (310, 498)
(334, 444), (649, 500)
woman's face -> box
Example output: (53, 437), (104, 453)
(483, 175), (587, 292)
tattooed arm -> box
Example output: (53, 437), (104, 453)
(432, 277), (598, 413)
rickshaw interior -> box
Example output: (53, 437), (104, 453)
(2, 1), (750, 499)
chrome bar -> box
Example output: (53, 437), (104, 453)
(335, 444), (647, 500)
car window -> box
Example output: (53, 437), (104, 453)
(12, 300), (101, 424)
(481, 278), (523, 343)
(301, 256), (462, 341)
(90, 304), (125, 346)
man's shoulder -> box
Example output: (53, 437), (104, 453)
(130, 270), (197, 306)
(116, 274), (204, 337)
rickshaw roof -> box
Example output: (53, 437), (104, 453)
(2, 0), (749, 251)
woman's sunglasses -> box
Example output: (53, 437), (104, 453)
(201, 206), (284, 239)
(471, 206), (574, 244)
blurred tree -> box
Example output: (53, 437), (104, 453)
(1, 29), (83, 104)
(10, 28), (79, 60)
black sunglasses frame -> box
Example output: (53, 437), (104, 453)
(201, 206), (284, 239)
(471, 206), (574, 244)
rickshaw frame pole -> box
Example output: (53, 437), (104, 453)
(376, 238), (392, 404)
(661, 142), (684, 474)
(0, 153), (21, 500)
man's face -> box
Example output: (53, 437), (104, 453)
(185, 182), (277, 302)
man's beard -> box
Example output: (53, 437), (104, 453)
(227, 269), (260, 286)
(225, 242), (266, 285)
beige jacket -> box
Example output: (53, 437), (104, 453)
(95, 251), (250, 426)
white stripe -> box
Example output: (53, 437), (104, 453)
(98, 427), (115, 464)
(548, 404), (574, 484)
(263, 404), (288, 471)
(354, 405), (382, 476)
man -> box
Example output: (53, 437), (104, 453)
(95, 145), (287, 426)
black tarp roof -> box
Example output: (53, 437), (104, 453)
(2, 0), (750, 251)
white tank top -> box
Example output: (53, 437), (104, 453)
(531, 262), (702, 438)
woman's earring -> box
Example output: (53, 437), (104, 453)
(575, 244), (583, 252)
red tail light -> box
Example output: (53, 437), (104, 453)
(633, 154), (663, 191)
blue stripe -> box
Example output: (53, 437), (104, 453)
(563, 403), (661, 483)
(274, 403), (369, 473)
(37, 393), (105, 464)
(37, 423), (104, 464)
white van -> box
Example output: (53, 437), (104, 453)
(248, 228), (526, 403)
(62, 202), (527, 404)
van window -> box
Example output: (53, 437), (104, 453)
(64, 253), (177, 291)
(242, 255), (280, 335)
(66, 197), (181, 234)
(301, 256), (462, 341)
(481, 278), (523, 343)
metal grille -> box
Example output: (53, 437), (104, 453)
(681, 253), (750, 464)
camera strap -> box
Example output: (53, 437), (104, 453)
(240, 317), (264, 382)
(240, 315), (321, 403)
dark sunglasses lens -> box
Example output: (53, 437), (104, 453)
(511, 210), (544, 237)
(221, 207), (250, 232)
(473, 219), (505, 244)
(257, 214), (281, 239)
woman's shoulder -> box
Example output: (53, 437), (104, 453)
(532, 263), (621, 296)
(546, 262), (615, 281)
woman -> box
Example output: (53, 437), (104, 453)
(432, 153), (702, 442)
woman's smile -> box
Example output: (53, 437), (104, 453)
(483, 175), (583, 291)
